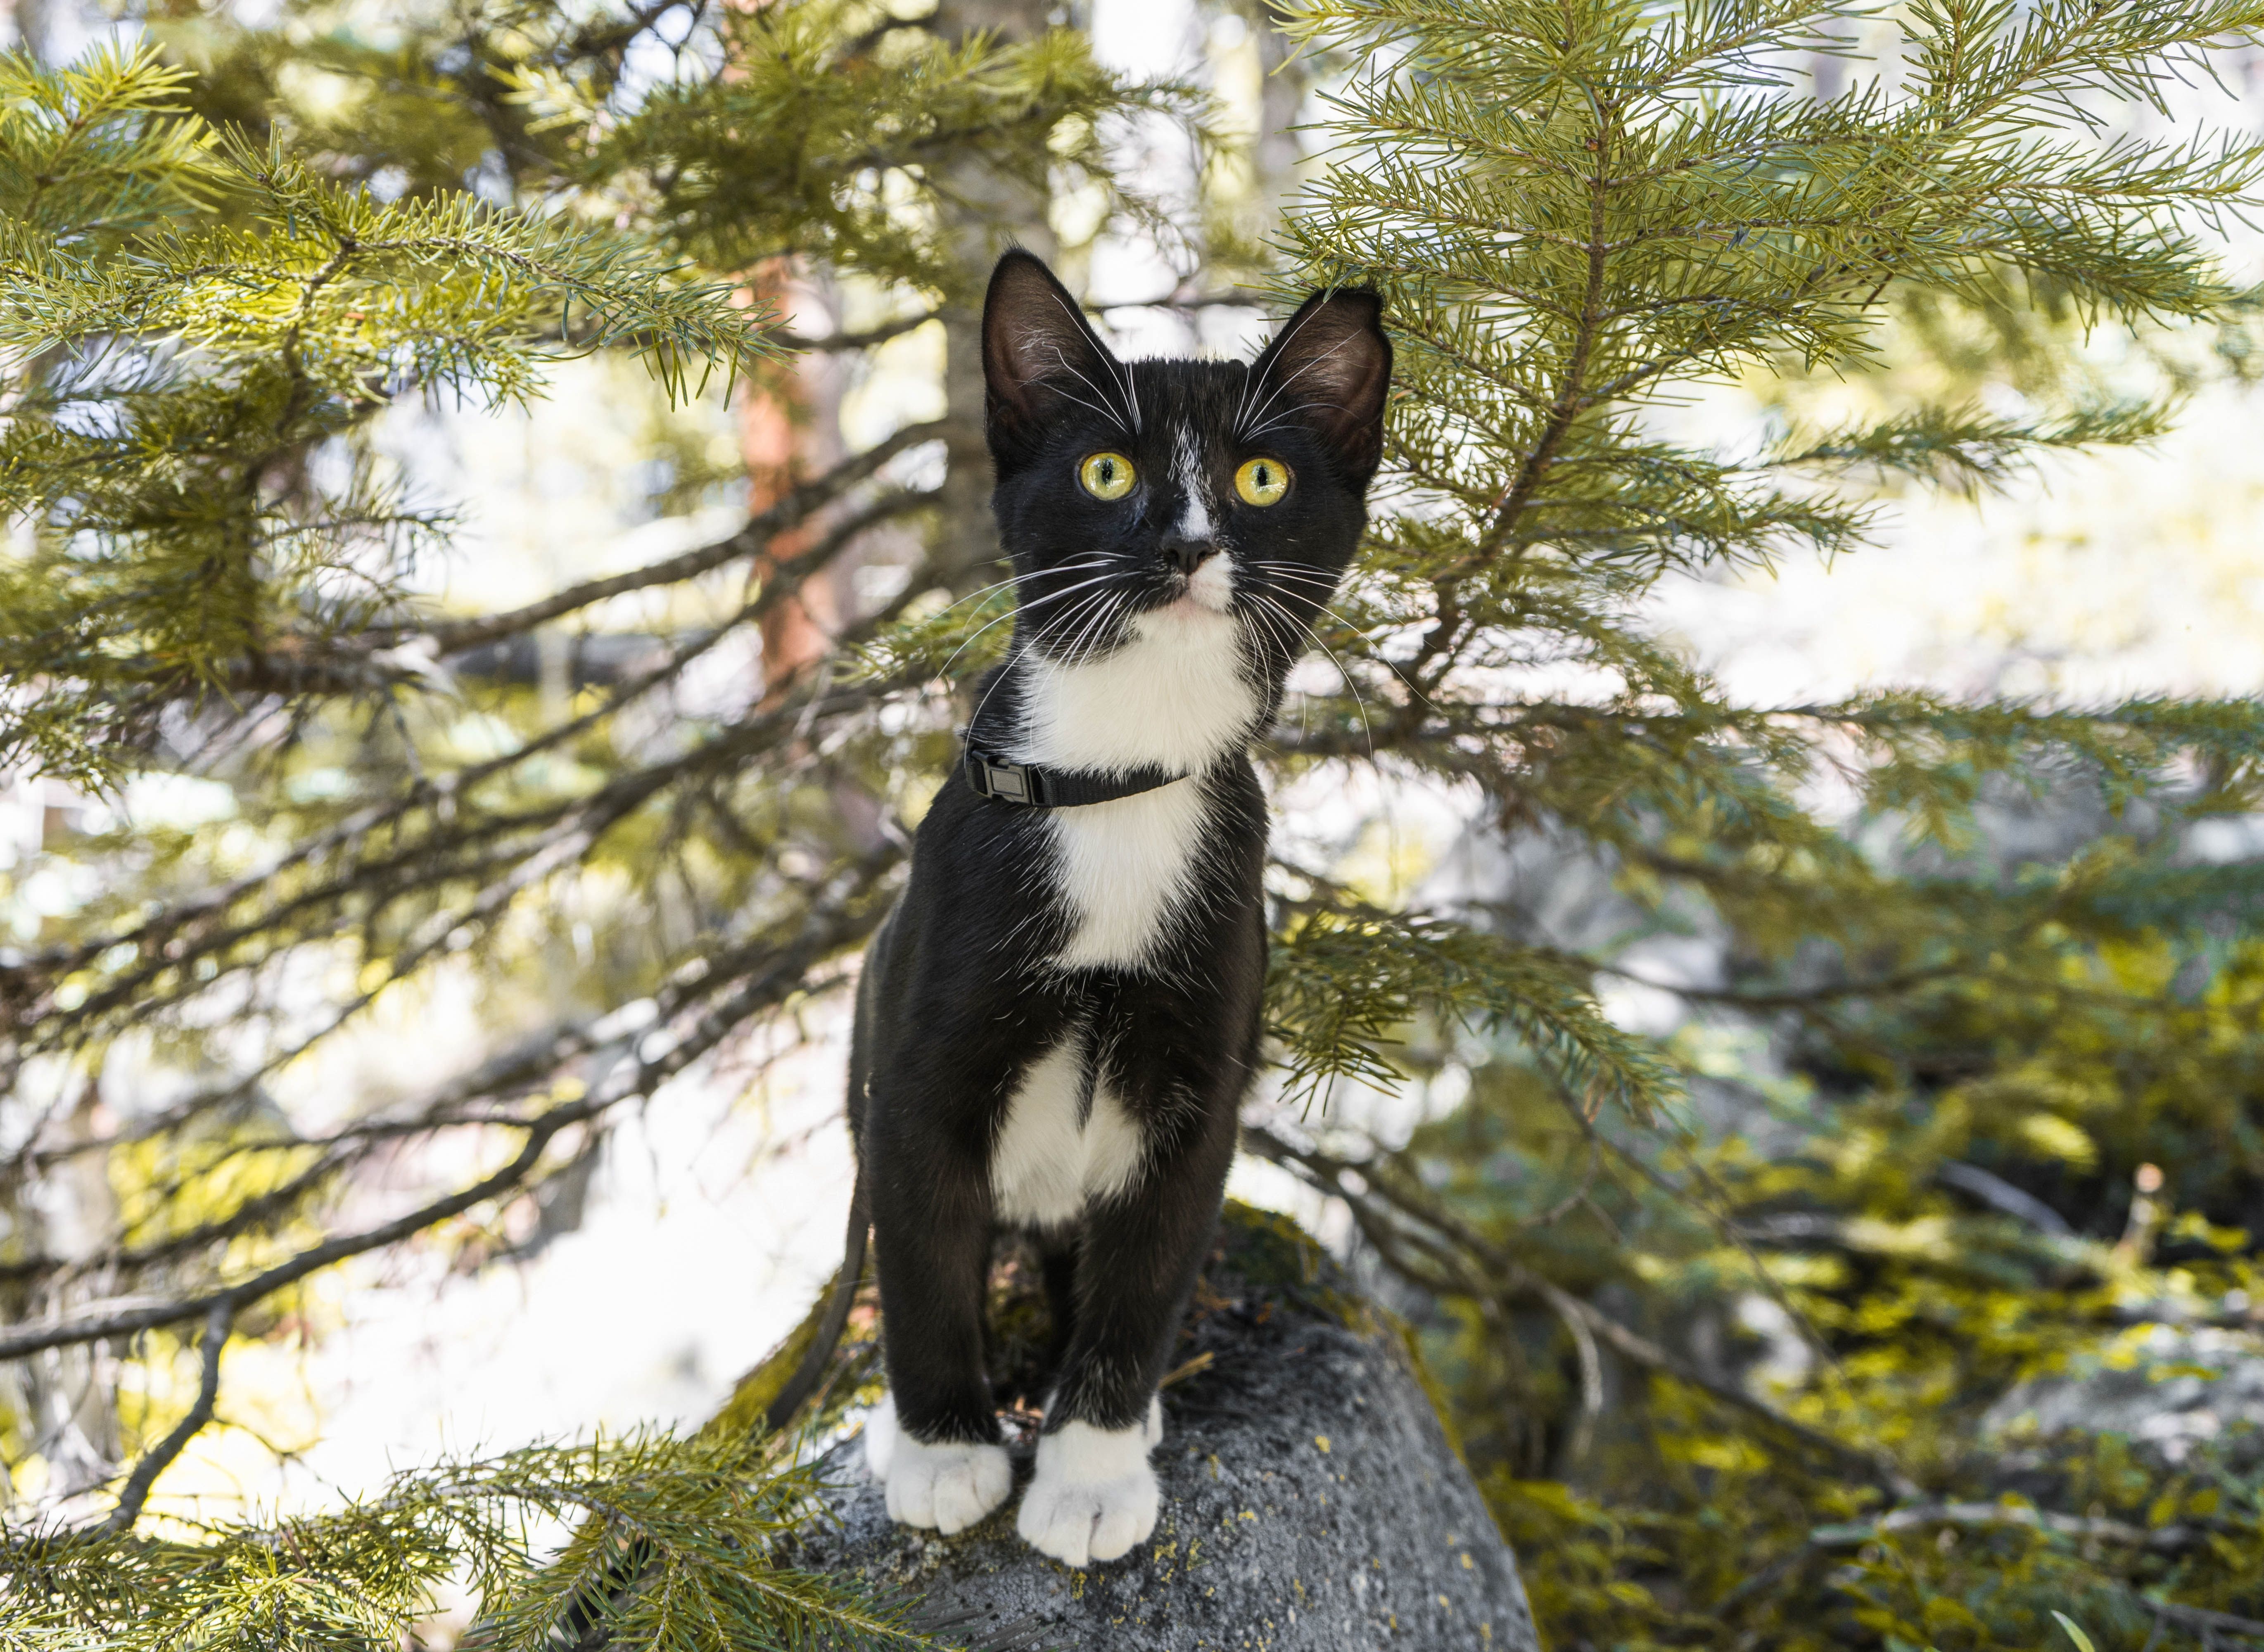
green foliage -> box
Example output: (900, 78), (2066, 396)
(0, 43), (219, 240)
(0, 40), (774, 790)
(1267, 903), (1676, 1116)
(1364, 932), (2264, 1593)
(1226, 0), (2264, 1645)
(581, 0), (1208, 300)
(6, 1431), (930, 1651)
(1290, 927), (2264, 1647)
(0, 6), (1206, 1636)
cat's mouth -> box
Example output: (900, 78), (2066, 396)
(1153, 553), (1236, 619)
(1137, 591), (1235, 634)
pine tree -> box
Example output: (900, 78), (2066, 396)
(1234, 2), (2264, 1646)
(8, 0), (2264, 1647)
(1, 5), (1201, 1643)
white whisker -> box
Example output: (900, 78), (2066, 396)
(1252, 561), (1445, 725)
(938, 558), (1115, 618)
(1040, 353), (1127, 429)
(1243, 587), (1374, 762)
(1054, 587), (1128, 674)
(1238, 302), (1320, 431)
(965, 584), (1119, 743)
(1042, 292), (1134, 435)
(1246, 398), (1354, 443)
(935, 569), (1125, 682)
(1237, 296), (1340, 434)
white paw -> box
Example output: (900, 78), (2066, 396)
(862, 1394), (1011, 1535)
(1015, 1414), (1161, 1568)
(862, 1392), (899, 1480)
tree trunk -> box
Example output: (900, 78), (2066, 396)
(927, 0), (1058, 588)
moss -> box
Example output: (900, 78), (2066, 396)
(1386, 1303), (1473, 1471)
(1213, 1200), (1372, 1332)
(1217, 1199), (1325, 1290)
(709, 1275), (882, 1442)
(705, 1281), (837, 1443)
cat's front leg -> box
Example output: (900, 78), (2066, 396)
(1016, 1113), (1234, 1567)
(862, 1112), (1013, 1535)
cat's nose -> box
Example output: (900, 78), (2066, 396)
(1160, 533), (1219, 575)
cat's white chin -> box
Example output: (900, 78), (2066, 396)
(1137, 593), (1236, 629)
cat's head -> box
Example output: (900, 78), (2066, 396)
(980, 250), (1391, 683)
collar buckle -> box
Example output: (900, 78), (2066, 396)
(964, 748), (1044, 806)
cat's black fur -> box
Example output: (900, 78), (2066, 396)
(838, 251), (1390, 1564)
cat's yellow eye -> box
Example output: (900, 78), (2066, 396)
(1235, 456), (1291, 506)
(1078, 451), (1137, 501)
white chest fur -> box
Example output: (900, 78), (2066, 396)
(1012, 600), (1257, 972)
(990, 1031), (1146, 1227)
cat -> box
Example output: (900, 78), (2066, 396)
(768, 249), (1391, 1568)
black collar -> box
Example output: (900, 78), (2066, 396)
(961, 736), (1186, 809)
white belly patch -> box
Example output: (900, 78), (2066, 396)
(990, 1032), (1146, 1228)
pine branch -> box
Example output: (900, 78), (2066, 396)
(1265, 898), (1680, 1119)
(0, 855), (895, 1365)
(100, 1301), (233, 1535)
(422, 420), (945, 653)
(6, 503), (942, 1079)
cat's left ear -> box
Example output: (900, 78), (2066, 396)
(982, 250), (1132, 457)
(1245, 288), (1393, 483)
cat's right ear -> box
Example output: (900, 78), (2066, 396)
(982, 250), (1130, 453)
(1245, 286), (1393, 484)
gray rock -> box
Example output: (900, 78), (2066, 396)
(1983, 1324), (2264, 1469)
(787, 1203), (1540, 1651)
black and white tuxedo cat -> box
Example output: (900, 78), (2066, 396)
(833, 251), (1390, 1567)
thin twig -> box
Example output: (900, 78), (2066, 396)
(104, 1299), (234, 1534)
(1810, 1502), (2189, 1552)
(3, 488), (932, 1063)
(0, 1122), (573, 1363)
(770, 311), (940, 353)
(1548, 1285), (1604, 1462)
(0, 863), (894, 1364)
(2138, 1600), (2264, 1644)
(423, 420), (945, 653)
